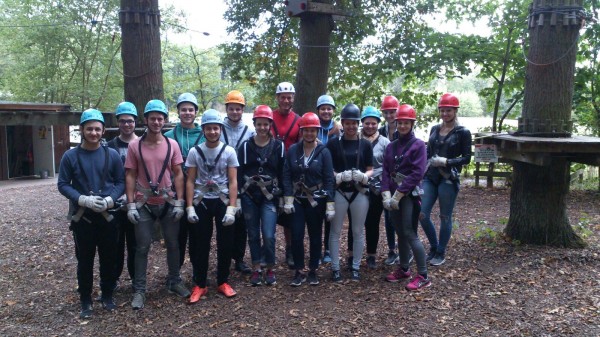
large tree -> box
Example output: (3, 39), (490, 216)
(505, 0), (585, 247)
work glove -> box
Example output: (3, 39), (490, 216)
(283, 196), (295, 214)
(390, 190), (405, 210)
(352, 170), (369, 185)
(103, 196), (114, 210)
(127, 203), (140, 225)
(171, 199), (185, 221)
(381, 191), (392, 211)
(342, 170), (353, 182)
(78, 195), (105, 211)
(325, 202), (335, 221)
(222, 206), (236, 226)
(187, 206), (199, 223)
(335, 173), (343, 185)
(235, 199), (242, 216)
(431, 155), (448, 167)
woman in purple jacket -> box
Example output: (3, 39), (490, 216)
(381, 104), (430, 291)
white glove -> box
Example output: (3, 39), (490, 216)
(127, 203), (140, 224)
(104, 196), (114, 210)
(341, 170), (353, 182)
(222, 206), (236, 226)
(335, 173), (343, 185)
(381, 191), (392, 211)
(235, 199), (242, 216)
(352, 170), (369, 184)
(325, 202), (335, 221)
(78, 195), (105, 211)
(283, 196), (295, 214)
(390, 190), (405, 210)
(431, 155), (448, 167)
(187, 206), (199, 223)
(171, 199), (185, 221)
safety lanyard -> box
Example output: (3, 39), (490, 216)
(194, 143), (227, 176)
(392, 137), (417, 171)
(76, 145), (109, 196)
(337, 135), (360, 171)
(223, 125), (248, 149)
(138, 133), (172, 195)
(246, 138), (276, 174)
(272, 114), (299, 142)
(173, 125), (202, 159)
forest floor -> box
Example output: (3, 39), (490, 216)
(0, 181), (598, 336)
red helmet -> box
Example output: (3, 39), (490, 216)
(253, 105), (273, 121)
(395, 104), (417, 121)
(380, 95), (399, 111)
(438, 93), (460, 108)
(299, 112), (320, 129)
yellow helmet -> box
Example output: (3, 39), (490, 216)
(225, 90), (246, 106)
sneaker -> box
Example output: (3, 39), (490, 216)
(286, 250), (295, 269)
(385, 267), (411, 282)
(307, 270), (319, 286)
(384, 251), (399, 265)
(405, 274), (431, 291)
(79, 302), (93, 319)
(366, 256), (376, 269)
(95, 281), (120, 301)
(235, 260), (252, 274)
(351, 269), (360, 281)
(290, 271), (306, 287)
(264, 269), (277, 286)
(168, 281), (191, 298)
(331, 270), (342, 283)
(189, 286), (208, 304)
(250, 271), (262, 286)
(426, 250), (436, 262)
(322, 250), (332, 264)
(346, 256), (354, 271)
(131, 292), (145, 310)
(217, 283), (237, 298)
(430, 253), (446, 266)
(101, 297), (117, 312)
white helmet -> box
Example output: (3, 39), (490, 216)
(276, 82), (295, 94)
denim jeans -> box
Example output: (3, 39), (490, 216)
(419, 177), (459, 255)
(389, 196), (427, 275)
(290, 198), (325, 271)
(133, 204), (182, 293)
(329, 192), (369, 271)
(242, 194), (277, 267)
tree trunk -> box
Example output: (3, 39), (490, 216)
(294, 4), (333, 115)
(120, 0), (164, 120)
(506, 0), (584, 248)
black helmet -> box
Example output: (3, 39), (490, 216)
(340, 103), (361, 121)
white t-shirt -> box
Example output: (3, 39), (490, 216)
(185, 142), (239, 199)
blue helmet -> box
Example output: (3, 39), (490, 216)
(361, 106), (381, 122)
(176, 93), (198, 110)
(316, 94), (336, 109)
(201, 109), (223, 126)
(144, 99), (168, 117)
(115, 102), (137, 118)
(80, 108), (104, 125)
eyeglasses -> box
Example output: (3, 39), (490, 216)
(118, 119), (135, 125)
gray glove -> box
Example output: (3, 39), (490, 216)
(187, 206), (199, 223)
(431, 155), (448, 167)
(341, 170), (353, 182)
(283, 196), (295, 214)
(222, 206), (236, 226)
(78, 195), (105, 212)
(127, 203), (140, 225)
(171, 200), (185, 221)
(352, 170), (369, 184)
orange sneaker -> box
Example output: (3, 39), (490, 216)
(189, 286), (208, 304)
(217, 283), (237, 298)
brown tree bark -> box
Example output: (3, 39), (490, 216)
(120, 0), (164, 120)
(294, 1), (334, 115)
(505, 0), (585, 247)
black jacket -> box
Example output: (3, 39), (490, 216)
(283, 142), (335, 201)
(237, 137), (285, 199)
(426, 124), (472, 177)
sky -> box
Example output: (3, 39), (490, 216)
(160, 0), (229, 48)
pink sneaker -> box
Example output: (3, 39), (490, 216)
(385, 267), (411, 283)
(405, 274), (431, 291)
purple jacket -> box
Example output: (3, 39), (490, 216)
(381, 132), (427, 194)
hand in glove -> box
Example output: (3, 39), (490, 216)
(381, 191), (392, 211)
(171, 199), (185, 221)
(390, 190), (405, 210)
(325, 202), (335, 221)
(335, 172), (343, 185)
(127, 203), (140, 224)
(431, 155), (448, 167)
(104, 196), (114, 210)
(342, 170), (353, 182)
(222, 206), (236, 226)
(78, 195), (105, 211)
(187, 206), (199, 223)
(283, 196), (295, 214)
(352, 170), (369, 184)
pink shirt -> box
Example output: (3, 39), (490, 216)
(125, 136), (183, 205)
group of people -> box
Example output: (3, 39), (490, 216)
(58, 83), (471, 319)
